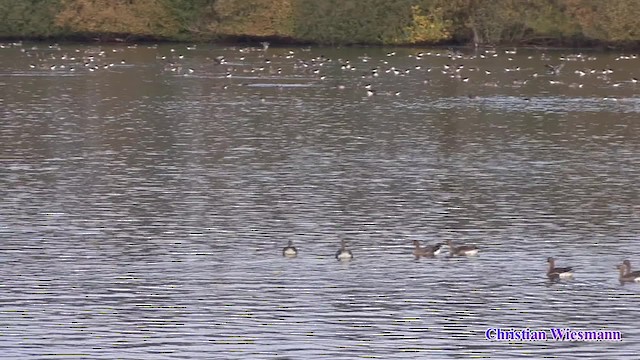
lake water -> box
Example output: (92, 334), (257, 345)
(1, 42), (639, 359)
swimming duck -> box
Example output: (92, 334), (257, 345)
(282, 240), (297, 257)
(446, 239), (479, 257)
(622, 260), (640, 277)
(547, 257), (573, 280)
(412, 240), (443, 259)
(335, 239), (353, 261)
(617, 264), (640, 284)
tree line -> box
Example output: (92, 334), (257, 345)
(1, 0), (639, 47)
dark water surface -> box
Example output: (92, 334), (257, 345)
(1, 42), (639, 359)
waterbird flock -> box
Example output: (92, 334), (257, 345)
(283, 240), (640, 285)
(2, 41), (640, 102)
(4, 40), (638, 283)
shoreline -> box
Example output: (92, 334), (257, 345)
(0, 36), (633, 53)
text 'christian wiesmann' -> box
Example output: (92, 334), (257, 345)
(485, 328), (622, 342)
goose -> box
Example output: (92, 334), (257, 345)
(412, 240), (443, 259)
(282, 240), (297, 257)
(446, 239), (479, 257)
(335, 239), (353, 261)
(617, 264), (640, 284)
(622, 260), (640, 277)
(547, 257), (573, 280)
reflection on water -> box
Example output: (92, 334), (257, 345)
(1, 42), (639, 359)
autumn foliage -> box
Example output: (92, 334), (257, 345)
(1, 0), (639, 46)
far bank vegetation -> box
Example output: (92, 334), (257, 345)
(0, 0), (639, 47)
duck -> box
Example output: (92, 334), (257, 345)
(335, 239), (353, 261)
(622, 260), (640, 277)
(547, 257), (573, 280)
(446, 239), (479, 257)
(617, 264), (640, 284)
(282, 240), (297, 257)
(412, 240), (443, 259)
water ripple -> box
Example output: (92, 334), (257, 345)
(1, 44), (640, 359)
